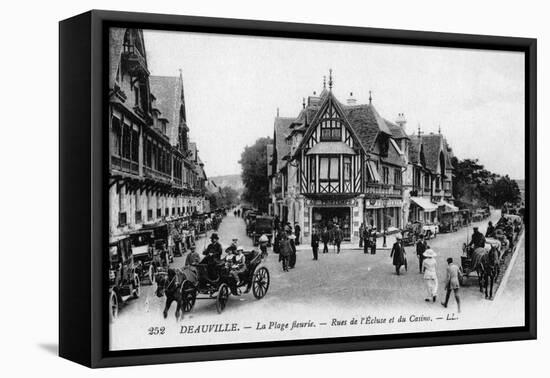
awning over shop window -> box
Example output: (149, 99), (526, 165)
(438, 200), (459, 212)
(410, 197), (438, 212)
(306, 142), (356, 155)
(367, 160), (381, 182)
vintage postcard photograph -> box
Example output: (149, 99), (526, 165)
(107, 27), (526, 351)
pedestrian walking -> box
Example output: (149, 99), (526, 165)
(294, 223), (301, 245)
(321, 227), (330, 254)
(390, 235), (406, 275)
(422, 249), (438, 302)
(311, 228), (320, 260)
(362, 226), (370, 254)
(278, 233), (291, 272)
(333, 224), (343, 254)
(441, 257), (462, 313)
(370, 227), (377, 255)
(288, 234), (297, 268)
(416, 235), (428, 273)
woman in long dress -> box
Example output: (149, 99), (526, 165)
(422, 249), (438, 302)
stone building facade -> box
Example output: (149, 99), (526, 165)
(108, 28), (207, 238)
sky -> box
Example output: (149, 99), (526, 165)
(143, 30), (525, 179)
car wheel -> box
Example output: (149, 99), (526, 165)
(109, 291), (118, 323)
(133, 274), (141, 299)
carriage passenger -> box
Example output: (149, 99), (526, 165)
(229, 246), (246, 286)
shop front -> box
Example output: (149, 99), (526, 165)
(363, 197), (403, 232)
(302, 196), (363, 243)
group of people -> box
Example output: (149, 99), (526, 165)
(309, 224), (345, 258)
(383, 232), (462, 312)
(359, 223), (379, 255)
(273, 229), (297, 271)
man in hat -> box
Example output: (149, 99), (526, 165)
(370, 227), (377, 255)
(228, 246), (246, 293)
(416, 234), (428, 274)
(288, 233), (297, 268)
(469, 226), (486, 249)
(321, 227), (330, 254)
(333, 224), (343, 254)
(311, 228), (320, 260)
(390, 234), (406, 275)
(279, 232), (291, 272)
(202, 233), (223, 279)
(362, 225), (370, 254)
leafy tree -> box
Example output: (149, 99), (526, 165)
(491, 175), (521, 207)
(239, 137), (273, 211)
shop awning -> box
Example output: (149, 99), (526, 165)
(367, 160), (381, 182)
(438, 200), (459, 212)
(410, 197), (438, 212)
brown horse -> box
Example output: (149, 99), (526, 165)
(480, 246), (500, 299)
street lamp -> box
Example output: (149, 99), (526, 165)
(382, 195), (389, 247)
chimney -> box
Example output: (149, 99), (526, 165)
(346, 92), (357, 106)
(396, 112), (407, 132)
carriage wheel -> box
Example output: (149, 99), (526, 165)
(109, 291), (118, 323)
(181, 281), (197, 312)
(148, 265), (155, 285)
(252, 267), (270, 299)
(216, 283), (230, 313)
(132, 274), (141, 299)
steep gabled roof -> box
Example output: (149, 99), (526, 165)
(408, 135), (422, 165)
(149, 76), (179, 123)
(274, 117), (294, 172)
(342, 103), (392, 152)
(421, 133), (444, 172)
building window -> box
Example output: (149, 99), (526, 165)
(320, 120), (342, 141)
(424, 173), (431, 191)
(111, 117), (121, 156)
(382, 167), (390, 184)
(147, 209), (153, 221)
(157, 208), (162, 218)
(165, 208), (169, 216)
(122, 124), (131, 159)
(135, 210), (142, 224)
(394, 169), (402, 186)
(172, 207), (176, 215)
(435, 176), (441, 190)
(319, 156), (340, 184)
(118, 212), (127, 226)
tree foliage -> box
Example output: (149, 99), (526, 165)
(451, 157), (520, 208)
(239, 137), (273, 211)
(206, 186), (240, 209)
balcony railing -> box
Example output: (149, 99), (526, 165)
(365, 182), (401, 198)
(143, 166), (172, 183)
(111, 155), (139, 175)
(122, 43), (148, 75)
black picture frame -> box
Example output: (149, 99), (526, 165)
(59, 9), (537, 368)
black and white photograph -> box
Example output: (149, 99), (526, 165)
(107, 26), (527, 351)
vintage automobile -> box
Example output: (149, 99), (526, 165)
(142, 222), (174, 264)
(128, 229), (157, 285)
(179, 249), (270, 314)
(109, 235), (140, 322)
(401, 229), (416, 246)
(252, 215), (274, 246)
(245, 211), (258, 236)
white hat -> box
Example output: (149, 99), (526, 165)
(258, 234), (269, 243)
(395, 233), (403, 240)
(237, 246), (244, 251)
(423, 249), (437, 258)
(288, 234), (296, 240)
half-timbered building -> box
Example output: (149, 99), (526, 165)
(108, 28), (207, 237)
(269, 73), (407, 244)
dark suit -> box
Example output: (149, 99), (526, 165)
(321, 230), (330, 253)
(311, 233), (320, 260)
(416, 240), (427, 273)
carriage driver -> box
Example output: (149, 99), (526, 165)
(468, 226), (486, 249)
(202, 233), (223, 279)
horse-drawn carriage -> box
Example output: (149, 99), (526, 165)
(460, 238), (501, 299)
(156, 249), (270, 318)
(439, 212), (461, 233)
(109, 235), (141, 322)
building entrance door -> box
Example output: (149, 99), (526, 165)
(311, 207), (351, 241)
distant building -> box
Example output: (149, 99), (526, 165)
(108, 28), (207, 237)
(405, 130), (456, 224)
